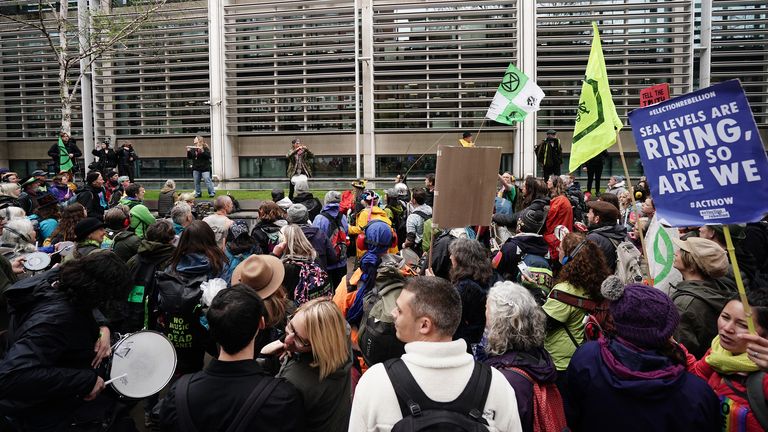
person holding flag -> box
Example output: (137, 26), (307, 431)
(47, 130), (82, 175)
(568, 23), (623, 174)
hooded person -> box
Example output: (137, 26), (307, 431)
(605, 175), (628, 196)
(492, 208), (550, 280)
(291, 177), (322, 222)
(332, 221), (393, 349)
(565, 277), (720, 432)
(286, 203), (337, 271)
(348, 190), (398, 260)
(129, 201), (156, 240)
(272, 188), (293, 211)
(670, 237), (733, 359)
(312, 191), (349, 287)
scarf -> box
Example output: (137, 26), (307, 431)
(705, 335), (760, 375)
(346, 251), (381, 326)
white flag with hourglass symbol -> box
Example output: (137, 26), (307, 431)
(485, 63), (545, 126)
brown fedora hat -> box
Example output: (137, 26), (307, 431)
(230, 254), (285, 299)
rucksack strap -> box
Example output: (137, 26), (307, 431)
(412, 210), (430, 221)
(175, 374), (199, 432)
(549, 289), (599, 313)
(227, 378), (281, 432)
(746, 372), (768, 430)
(384, 358), (490, 425)
(175, 373), (281, 432)
(320, 210), (342, 234)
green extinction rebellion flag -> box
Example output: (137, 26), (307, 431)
(568, 22), (624, 172)
(485, 63), (545, 125)
(58, 137), (73, 172)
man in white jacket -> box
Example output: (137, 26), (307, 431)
(349, 276), (523, 432)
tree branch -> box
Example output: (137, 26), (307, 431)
(75, 1), (166, 62)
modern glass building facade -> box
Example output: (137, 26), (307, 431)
(0, 0), (765, 179)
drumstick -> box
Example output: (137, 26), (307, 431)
(104, 373), (127, 385)
(49, 244), (74, 256)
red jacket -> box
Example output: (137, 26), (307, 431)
(544, 195), (573, 261)
(688, 348), (768, 432)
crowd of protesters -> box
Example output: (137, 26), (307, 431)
(0, 133), (768, 432)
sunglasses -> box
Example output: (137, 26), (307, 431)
(286, 316), (311, 348)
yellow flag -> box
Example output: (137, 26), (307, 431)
(568, 22), (623, 173)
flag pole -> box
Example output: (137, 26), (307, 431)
(724, 225), (756, 333)
(403, 133), (447, 179)
(473, 117), (488, 146)
(615, 133), (652, 285)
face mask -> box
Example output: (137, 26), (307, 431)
(35, 186), (44, 193)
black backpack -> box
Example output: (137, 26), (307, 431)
(384, 358), (492, 432)
(152, 270), (208, 350)
(357, 258), (410, 366)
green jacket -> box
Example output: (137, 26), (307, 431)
(671, 278), (736, 359)
(129, 204), (156, 239)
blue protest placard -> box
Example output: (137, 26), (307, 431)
(628, 79), (768, 227)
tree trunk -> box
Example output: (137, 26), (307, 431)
(59, 1), (71, 135)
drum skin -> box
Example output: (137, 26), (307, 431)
(109, 330), (177, 399)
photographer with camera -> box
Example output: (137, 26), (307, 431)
(91, 138), (117, 178)
(535, 129), (563, 178)
(187, 135), (215, 198)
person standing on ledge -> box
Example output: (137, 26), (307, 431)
(286, 138), (313, 201)
(459, 131), (475, 147)
(47, 130), (82, 176)
(187, 135), (215, 198)
(535, 129), (562, 178)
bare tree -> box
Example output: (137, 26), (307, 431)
(0, 0), (166, 134)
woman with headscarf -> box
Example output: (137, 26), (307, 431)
(332, 221), (393, 355)
(543, 175), (574, 262)
(347, 190), (397, 260)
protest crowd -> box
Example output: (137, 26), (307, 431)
(2, 19), (768, 432)
(0, 129), (767, 432)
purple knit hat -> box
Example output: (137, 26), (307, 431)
(602, 276), (680, 348)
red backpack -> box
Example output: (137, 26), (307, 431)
(340, 190), (356, 216)
(508, 367), (569, 432)
(548, 289), (614, 344)
(320, 210), (349, 260)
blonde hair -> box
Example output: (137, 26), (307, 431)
(297, 299), (350, 381)
(0, 183), (20, 197)
(281, 224), (316, 261)
(161, 179), (176, 193)
(195, 135), (210, 150)
(179, 192), (196, 203)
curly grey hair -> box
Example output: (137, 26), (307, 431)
(485, 281), (546, 355)
(2, 218), (38, 255)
